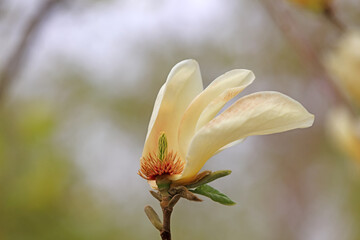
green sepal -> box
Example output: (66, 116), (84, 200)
(186, 170), (232, 189)
(156, 176), (171, 195)
(190, 184), (236, 206)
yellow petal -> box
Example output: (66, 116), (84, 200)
(142, 59), (203, 157)
(144, 84), (165, 142)
(214, 138), (245, 154)
(178, 69), (254, 158)
(180, 91), (314, 180)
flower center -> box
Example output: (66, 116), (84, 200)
(138, 151), (184, 180)
(138, 133), (185, 180)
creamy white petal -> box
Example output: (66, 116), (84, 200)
(145, 84), (165, 141)
(142, 59), (203, 156)
(195, 87), (244, 131)
(180, 91), (314, 180)
(214, 138), (245, 155)
(178, 69), (254, 158)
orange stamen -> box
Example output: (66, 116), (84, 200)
(138, 151), (184, 180)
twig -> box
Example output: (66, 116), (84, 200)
(160, 196), (174, 240)
(0, 0), (63, 104)
(146, 183), (202, 239)
(323, 2), (346, 32)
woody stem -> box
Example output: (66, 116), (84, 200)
(156, 177), (180, 240)
(160, 197), (173, 240)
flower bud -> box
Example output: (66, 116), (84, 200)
(144, 205), (162, 231)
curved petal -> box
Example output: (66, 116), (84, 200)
(214, 138), (245, 154)
(142, 59), (203, 156)
(180, 91), (315, 180)
(178, 69), (254, 158)
(145, 84), (165, 141)
(195, 87), (244, 131)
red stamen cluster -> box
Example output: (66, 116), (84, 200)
(138, 151), (184, 180)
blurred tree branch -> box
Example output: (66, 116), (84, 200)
(0, 0), (63, 104)
(260, 0), (352, 110)
(323, 3), (345, 31)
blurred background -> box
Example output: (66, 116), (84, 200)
(1, 0), (360, 239)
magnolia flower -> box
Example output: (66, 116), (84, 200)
(327, 106), (360, 165)
(139, 60), (314, 186)
(325, 31), (360, 108)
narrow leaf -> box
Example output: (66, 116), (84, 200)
(190, 184), (236, 206)
(186, 170), (232, 189)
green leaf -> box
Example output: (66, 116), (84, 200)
(186, 170), (232, 189)
(190, 184), (236, 206)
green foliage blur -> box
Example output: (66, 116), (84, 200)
(0, 102), (133, 239)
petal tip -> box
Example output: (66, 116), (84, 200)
(304, 113), (315, 127)
(224, 69), (255, 78)
(167, 59), (200, 82)
(175, 59), (199, 70)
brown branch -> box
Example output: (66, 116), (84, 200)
(0, 0), (63, 104)
(147, 183), (200, 239)
(160, 197), (173, 240)
(323, 2), (346, 33)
